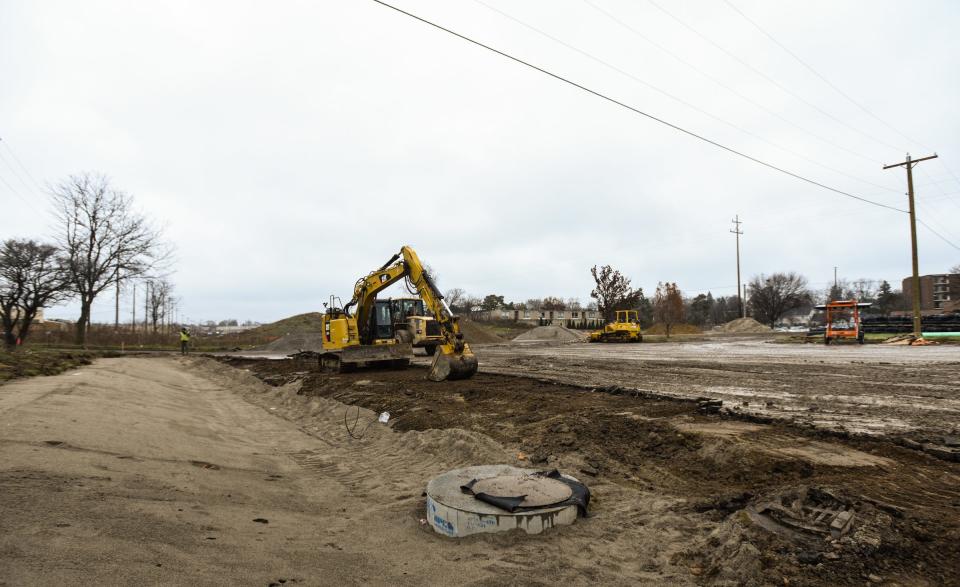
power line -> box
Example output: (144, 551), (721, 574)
(0, 171), (45, 215)
(646, 0), (906, 161)
(0, 148), (42, 202)
(917, 219), (960, 252)
(481, 0), (905, 195)
(720, 0), (927, 154)
(0, 137), (46, 193)
(581, 0), (903, 181)
(368, 0), (908, 214)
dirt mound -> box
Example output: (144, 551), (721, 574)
(246, 312), (323, 338)
(457, 319), (504, 344)
(261, 332), (326, 353)
(512, 325), (584, 343)
(713, 317), (772, 333)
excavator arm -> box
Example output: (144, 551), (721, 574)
(343, 245), (478, 381)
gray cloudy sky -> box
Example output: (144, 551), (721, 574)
(2, 0), (959, 324)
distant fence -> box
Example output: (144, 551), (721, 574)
(807, 313), (960, 335)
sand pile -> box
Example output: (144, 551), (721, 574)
(712, 317), (771, 333)
(512, 325), (584, 343)
(261, 332), (326, 352)
(458, 319), (505, 344)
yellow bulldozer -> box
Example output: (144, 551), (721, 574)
(588, 310), (643, 343)
(319, 246), (478, 381)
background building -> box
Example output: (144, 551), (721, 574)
(902, 274), (960, 313)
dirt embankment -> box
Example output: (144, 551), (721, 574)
(511, 325), (584, 343)
(224, 357), (960, 587)
(457, 319), (505, 344)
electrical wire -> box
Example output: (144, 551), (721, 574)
(720, 0), (928, 154)
(0, 137), (46, 193)
(0, 171), (45, 215)
(579, 0), (903, 186)
(917, 219), (960, 252)
(344, 404), (380, 440)
(368, 0), (908, 214)
(646, 0), (908, 161)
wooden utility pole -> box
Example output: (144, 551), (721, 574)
(730, 215), (744, 318)
(114, 261), (120, 330)
(131, 283), (136, 330)
(883, 153), (938, 338)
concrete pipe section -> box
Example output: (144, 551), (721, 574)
(426, 465), (582, 537)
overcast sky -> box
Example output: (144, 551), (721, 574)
(2, 0), (959, 324)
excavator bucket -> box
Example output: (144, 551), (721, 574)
(427, 346), (478, 381)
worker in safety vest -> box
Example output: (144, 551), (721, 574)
(179, 328), (191, 355)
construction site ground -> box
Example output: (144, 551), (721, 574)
(1, 337), (958, 586)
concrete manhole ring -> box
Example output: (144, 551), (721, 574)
(426, 465), (582, 537)
(471, 474), (573, 507)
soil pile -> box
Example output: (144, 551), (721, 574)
(713, 317), (771, 333)
(458, 319), (505, 344)
(261, 332), (325, 353)
(512, 325), (583, 343)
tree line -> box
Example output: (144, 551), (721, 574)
(447, 262), (943, 335)
(1, 173), (172, 349)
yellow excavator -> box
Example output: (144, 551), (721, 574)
(320, 246), (478, 381)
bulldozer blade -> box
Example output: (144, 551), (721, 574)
(427, 351), (478, 382)
(339, 343), (413, 366)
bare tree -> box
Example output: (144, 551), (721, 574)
(444, 288), (466, 313)
(748, 272), (811, 329)
(566, 297), (582, 311)
(145, 279), (174, 332)
(589, 265), (644, 321)
(653, 282), (684, 338)
(951, 263), (960, 274)
(0, 239), (72, 347)
(541, 296), (566, 311)
(463, 295), (483, 319)
(52, 173), (168, 345)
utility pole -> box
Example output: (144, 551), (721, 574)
(132, 283), (136, 330)
(730, 215), (744, 318)
(884, 153), (938, 338)
(144, 281), (150, 333)
(114, 261), (120, 330)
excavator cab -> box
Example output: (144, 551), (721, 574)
(371, 300), (395, 342)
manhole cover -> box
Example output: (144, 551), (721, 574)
(471, 474), (573, 507)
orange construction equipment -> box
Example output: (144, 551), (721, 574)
(816, 300), (871, 345)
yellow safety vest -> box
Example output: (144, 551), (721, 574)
(180, 331), (190, 342)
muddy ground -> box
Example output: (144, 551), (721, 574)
(223, 355), (960, 586)
(468, 338), (960, 442)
